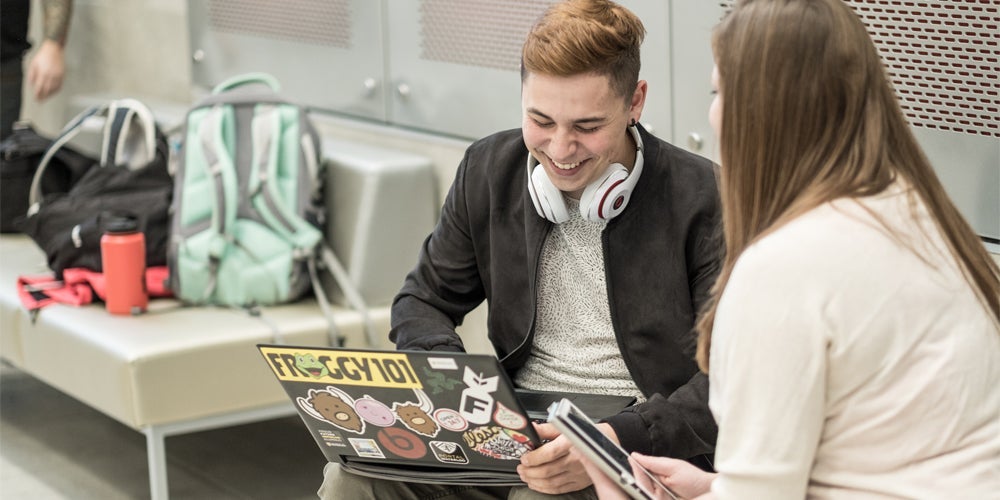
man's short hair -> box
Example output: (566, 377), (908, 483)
(521, 0), (646, 102)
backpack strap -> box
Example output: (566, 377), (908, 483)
(307, 256), (345, 347)
(212, 72), (281, 94)
(28, 98), (160, 211)
(198, 106), (239, 238)
(247, 104), (322, 250)
(243, 105), (374, 345)
(102, 98), (157, 169)
(195, 105), (241, 300)
(315, 243), (377, 348)
(299, 128), (321, 198)
(27, 103), (107, 210)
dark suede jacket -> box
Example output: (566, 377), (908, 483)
(390, 125), (721, 462)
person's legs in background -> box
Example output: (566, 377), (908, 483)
(1, 57), (24, 141)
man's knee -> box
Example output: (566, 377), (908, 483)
(508, 485), (598, 500)
(318, 462), (379, 500)
(318, 462), (511, 500)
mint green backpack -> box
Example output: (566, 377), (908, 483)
(168, 73), (372, 344)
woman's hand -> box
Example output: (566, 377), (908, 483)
(581, 451), (717, 499)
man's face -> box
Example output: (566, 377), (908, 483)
(521, 72), (641, 199)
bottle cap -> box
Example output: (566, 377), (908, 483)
(104, 215), (139, 234)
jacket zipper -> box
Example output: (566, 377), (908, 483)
(498, 222), (552, 364)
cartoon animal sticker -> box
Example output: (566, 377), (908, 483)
(459, 366), (499, 425)
(355, 395), (396, 427)
(297, 386), (365, 434)
(392, 388), (440, 437)
(294, 353), (329, 379)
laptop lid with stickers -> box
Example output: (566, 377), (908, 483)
(258, 345), (542, 473)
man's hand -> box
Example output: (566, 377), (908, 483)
(27, 39), (65, 101)
(517, 421), (619, 494)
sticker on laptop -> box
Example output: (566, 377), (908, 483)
(298, 386), (366, 434)
(377, 427), (427, 459)
(430, 441), (470, 465)
(427, 357), (459, 370)
(294, 352), (330, 379)
(463, 426), (534, 460)
(392, 388), (440, 437)
(493, 401), (528, 430)
(348, 438), (384, 459)
(423, 366), (463, 394)
(355, 395), (396, 427)
(460, 367), (499, 425)
(434, 408), (469, 432)
(318, 429), (346, 448)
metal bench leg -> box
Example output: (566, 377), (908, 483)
(146, 426), (169, 500)
(139, 404), (294, 499)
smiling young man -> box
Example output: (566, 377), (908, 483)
(319, 1), (721, 499)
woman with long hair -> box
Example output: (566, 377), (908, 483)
(582, 0), (1000, 498)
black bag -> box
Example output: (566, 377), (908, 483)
(21, 100), (173, 277)
(0, 122), (95, 233)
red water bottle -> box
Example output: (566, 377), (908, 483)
(101, 216), (148, 315)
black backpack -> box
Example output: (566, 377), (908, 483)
(21, 99), (172, 277)
(0, 122), (94, 233)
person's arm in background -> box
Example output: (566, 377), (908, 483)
(28, 0), (72, 101)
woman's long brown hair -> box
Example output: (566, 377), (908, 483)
(696, 0), (1000, 371)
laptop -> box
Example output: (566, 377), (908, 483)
(258, 344), (635, 485)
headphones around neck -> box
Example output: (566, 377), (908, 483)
(527, 124), (644, 223)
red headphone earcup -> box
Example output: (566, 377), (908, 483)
(580, 163), (629, 221)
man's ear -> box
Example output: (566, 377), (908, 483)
(630, 80), (648, 121)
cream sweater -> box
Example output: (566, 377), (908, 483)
(515, 198), (645, 402)
(709, 185), (1000, 499)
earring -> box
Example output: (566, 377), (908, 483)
(629, 118), (637, 127)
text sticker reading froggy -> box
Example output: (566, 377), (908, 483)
(262, 347), (422, 389)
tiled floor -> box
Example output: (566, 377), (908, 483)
(0, 363), (328, 499)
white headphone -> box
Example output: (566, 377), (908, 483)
(527, 124), (644, 223)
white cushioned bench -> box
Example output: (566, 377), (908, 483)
(0, 235), (392, 499)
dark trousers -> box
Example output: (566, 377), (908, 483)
(319, 462), (598, 500)
(1, 57), (25, 141)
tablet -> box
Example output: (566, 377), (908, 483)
(547, 398), (679, 500)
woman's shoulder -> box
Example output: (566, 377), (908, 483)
(739, 190), (921, 280)
(741, 188), (958, 305)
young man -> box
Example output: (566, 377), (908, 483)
(320, 1), (721, 498)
